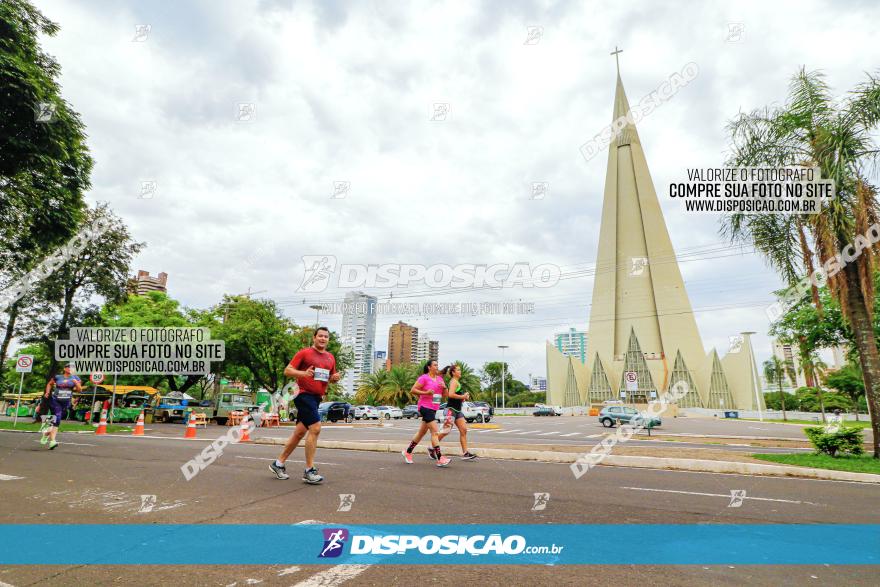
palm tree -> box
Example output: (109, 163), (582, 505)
(354, 370), (388, 405)
(380, 364), (419, 407)
(722, 68), (880, 457)
(763, 357), (789, 421)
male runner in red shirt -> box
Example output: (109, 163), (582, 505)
(270, 326), (340, 484)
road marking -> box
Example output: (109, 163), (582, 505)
(494, 429), (522, 434)
(620, 486), (820, 505)
(34, 440), (96, 447)
(560, 432), (581, 437)
(291, 565), (371, 587)
(515, 431), (538, 435)
(537, 431), (560, 436)
(235, 456), (339, 466)
(584, 433), (604, 438)
(293, 520), (371, 586)
(0, 474), (24, 481)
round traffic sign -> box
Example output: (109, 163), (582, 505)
(16, 356), (33, 369)
(90, 372), (105, 385)
(624, 371), (637, 383)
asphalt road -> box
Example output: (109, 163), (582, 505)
(1, 429), (878, 586)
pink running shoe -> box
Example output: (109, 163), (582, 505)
(436, 456), (451, 467)
(402, 450), (414, 464)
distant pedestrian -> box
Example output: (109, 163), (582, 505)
(42, 364), (82, 449)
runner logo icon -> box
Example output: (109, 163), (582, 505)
(319, 528), (349, 558)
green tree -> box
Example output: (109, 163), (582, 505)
(98, 292), (209, 395)
(18, 204), (142, 375)
(824, 362), (867, 420)
(722, 68), (880, 457)
(213, 296), (350, 394)
(0, 0), (94, 377)
(763, 357), (790, 421)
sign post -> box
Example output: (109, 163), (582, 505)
(13, 355), (34, 428)
(624, 371), (638, 403)
(109, 372), (118, 424)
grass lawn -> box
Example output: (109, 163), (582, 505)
(743, 418), (872, 429)
(0, 420), (129, 433)
(753, 452), (880, 475)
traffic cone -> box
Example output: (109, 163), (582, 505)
(95, 409), (108, 435)
(184, 416), (197, 439)
(238, 413), (252, 443)
(132, 411), (145, 436)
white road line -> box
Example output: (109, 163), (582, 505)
(620, 486), (820, 505)
(537, 431), (560, 436)
(290, 565), (371, 587)
(0, 474), (24, 481)
(515, 431), (537, 435)
(33, 440), (96, 447)
(560, 432), (581, 437)
(584, 433), (604, 438)
(292, 520), (371, 587)
(494, 429), (522, 434)
(235, 456), (339, 466)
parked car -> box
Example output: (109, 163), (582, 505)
(435, 401), (491, 423)
(598, 405), (661, 428)
(352, 405), (380, 420)
(533, 404), (562, 417)
(319, 402), (352, 423)
(402, 405), (419, 419)
(472, 401), (494, 417)
(376, 405), (403, 419)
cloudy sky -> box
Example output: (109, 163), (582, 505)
(35, 0), (880, 382)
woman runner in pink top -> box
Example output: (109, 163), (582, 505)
(402, 360), (450, 467)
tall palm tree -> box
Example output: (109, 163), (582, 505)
(763, 357), (789, 421)
(722, 68), (880, 457)
(380, 364), (419, 407)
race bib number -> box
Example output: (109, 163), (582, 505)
(314, 368), (330, 382)
(432, 393), (442, 404)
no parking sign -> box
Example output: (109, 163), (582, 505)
(624, 371), (638, 392)
(15, 355), (34, 373)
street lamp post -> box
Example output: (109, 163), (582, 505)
(498, 345), (509, 411)
(309, 305), (323, 328)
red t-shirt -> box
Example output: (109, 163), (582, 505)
(288, 347), (337, 396)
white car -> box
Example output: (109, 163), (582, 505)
(352, 405), (380, 420)
(435, 401), (491, 423)
(376, 406), (403, 419)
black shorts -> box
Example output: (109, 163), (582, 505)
(294, 393), (321, 427)
(447, 407), (465, 420)
(418, 407), (436, 423)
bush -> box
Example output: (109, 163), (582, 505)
(803, 426), (864, 457)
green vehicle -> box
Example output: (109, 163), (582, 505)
(213, 391), (258, 425)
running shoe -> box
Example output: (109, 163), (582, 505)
(269, 461), (289, 480)
(401, 450), (414, 464)
(461, 452), (478, 460)
(40, 433), (50, 445)
(436, 456), (451, 467)
(48, 441), (59, 450)
(428, 447), (437, 460)
(303, 467), (324, 484)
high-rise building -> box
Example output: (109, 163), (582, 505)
(340, 291), (377, 396)
(388, 321), (418, 366)
(546, 63), (762, 411)
(128, 270), (168, 295)
(413, 334), (440, 364)
(373, 350), (388, 373)
(554, 328), (588, 363)
(530, 376), (547, 392)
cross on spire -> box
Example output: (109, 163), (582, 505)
(610, 46), (623, 74)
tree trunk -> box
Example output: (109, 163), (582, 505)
(0, 301), (20, 379)
(778, 377), (787, 422)
(843, 265), (880, 458)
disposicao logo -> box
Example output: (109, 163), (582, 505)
(319, 528), (349, 558)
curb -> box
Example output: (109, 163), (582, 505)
(252, 437), (880, 483)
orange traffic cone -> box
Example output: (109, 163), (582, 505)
(238, 413), (252, 443)
(184, 416), (197, 439)
(132, 411), (145, 436)
(95, 409), (108, 435)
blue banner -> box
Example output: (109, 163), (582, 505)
(0, 524), (877, 565)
